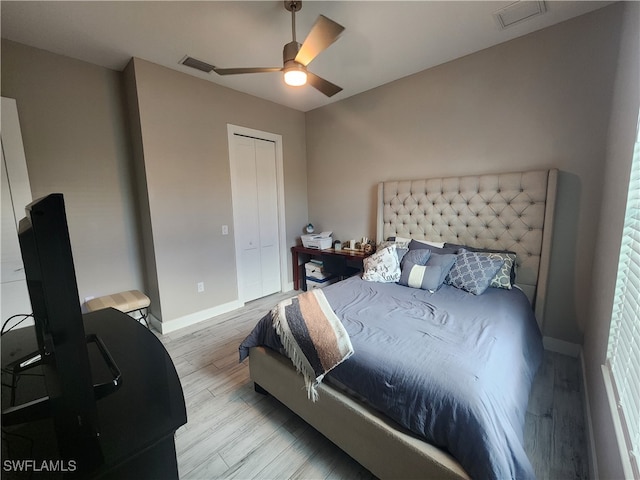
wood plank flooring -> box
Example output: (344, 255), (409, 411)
(156, 292), (588, 479)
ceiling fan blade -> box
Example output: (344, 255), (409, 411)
(307, 72), (342, 97)
(213, 67), (282, 76)
(295, 15), (345, 67)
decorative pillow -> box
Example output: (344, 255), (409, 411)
(362, 245), (401, 283)
(379, 240), (409, 264)
(409, 238), (445, 249)
(444, 243), (517, 284)
(399, 261), (447, 292)
(396, 247), (409, 263)
(424, 253), (457, 287)
(400, 248), (431, 269)
(384, 236), (411, 248)
(445, 249), (505, 295)
(483, 252), (516, 289)
(408, 240), (457, 255)
(392, 236), (412, 247)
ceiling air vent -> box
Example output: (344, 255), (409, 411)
(179, 56), (215, 73)
(494, 1), (547, 29)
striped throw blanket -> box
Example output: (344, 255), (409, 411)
(272, 289), (354, 402)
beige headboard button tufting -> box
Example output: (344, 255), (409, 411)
(377, 169), (558, 329)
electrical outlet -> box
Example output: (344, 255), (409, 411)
(197, 282), (205, 293)
(222, 225), (229, 235)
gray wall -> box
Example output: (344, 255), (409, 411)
(1, 41), (308, 326)
(305, 4), (624, 344)
(584, 2), (640, 478)
(1, 39), (144, 306)
(123, 58), (307, 324)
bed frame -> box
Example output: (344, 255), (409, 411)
(249, 169), (558, 479)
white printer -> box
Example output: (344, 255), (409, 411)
(301, 231), (333, 249)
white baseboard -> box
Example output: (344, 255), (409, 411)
(580, 353), (599, 480)
(150, 284), (294, 335)
(542, 336), (582, 357)
(152, 299), (244, 335)
(147, 313), (162, 332)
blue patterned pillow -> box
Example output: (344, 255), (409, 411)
(483, 252), (516, 289)
(445, 249), (505, 295)
(444, 243), (517, 285)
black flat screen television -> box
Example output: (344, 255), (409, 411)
(3, 193), (103, 470)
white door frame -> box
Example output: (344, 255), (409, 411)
(227, 124), (287, 303)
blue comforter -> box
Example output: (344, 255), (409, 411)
(240, 276), (542, 479)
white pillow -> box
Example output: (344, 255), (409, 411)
(362, 245), (401, 283)
(379, 236), (411, 250)
(411, 238), (445, 248)
(393, 236), (412, 247)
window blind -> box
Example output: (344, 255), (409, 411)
(607, 111), (640, 479)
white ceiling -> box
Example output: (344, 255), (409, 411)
(1, 1), (612, 112)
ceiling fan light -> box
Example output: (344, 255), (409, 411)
(284, 68), (307, 86)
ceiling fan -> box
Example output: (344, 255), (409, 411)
(213, 1), (345, 97)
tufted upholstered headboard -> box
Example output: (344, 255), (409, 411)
(376, 169), (558, 328)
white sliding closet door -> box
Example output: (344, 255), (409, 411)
(254, 139), (281, 295)
(230, 133), (281, 303)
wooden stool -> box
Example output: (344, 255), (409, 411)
(85, 290), (151, 327)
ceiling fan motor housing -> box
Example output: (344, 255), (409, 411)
(283, 41), (302, 64)
(283, 41), (307, 86)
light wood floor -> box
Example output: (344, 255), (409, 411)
(156, 292), (589, 480)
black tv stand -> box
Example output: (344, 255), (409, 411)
(1, 308), (187, 479)
(3, 333), (122, 428)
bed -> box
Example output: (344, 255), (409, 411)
(240, 169), (558, 479)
